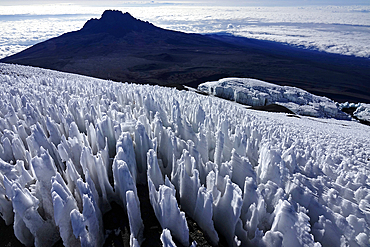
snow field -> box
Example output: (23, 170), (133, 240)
(0, 63), (369, 246)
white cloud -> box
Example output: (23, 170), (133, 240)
(0, 5), (369, 59)
(136, 5), (370, 57)
(0, 13), (97, 59)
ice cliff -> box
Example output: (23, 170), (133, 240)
(340, 102), (370, 122)
(0, 63), (369, 247)
(198, 78), (350, 119)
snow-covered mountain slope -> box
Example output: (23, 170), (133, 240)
(0, 63), (369, 247)
(198, 78), (350, 120)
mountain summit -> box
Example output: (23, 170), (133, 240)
(81, 10), (156, 37)
(1, 10), (370, 102)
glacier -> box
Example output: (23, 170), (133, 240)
(340, 102), (370, 123)
(0, 63), (369, 247)
(353, 104), (370, 122)
(198, 78), (350, 120)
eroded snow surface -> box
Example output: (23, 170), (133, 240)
(0, 63), (369, 247)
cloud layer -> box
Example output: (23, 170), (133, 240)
(0, 4), (369, 59)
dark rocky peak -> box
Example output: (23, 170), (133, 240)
(81, 10), (157, 37)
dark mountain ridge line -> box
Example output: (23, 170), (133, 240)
(1, 9), (370, 103)
(81, 10), (158, 37)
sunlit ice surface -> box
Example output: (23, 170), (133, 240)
(0, 63), (370, 246)
(0, 3), (370, 59)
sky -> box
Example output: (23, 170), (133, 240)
(2, 0), (370, 6)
